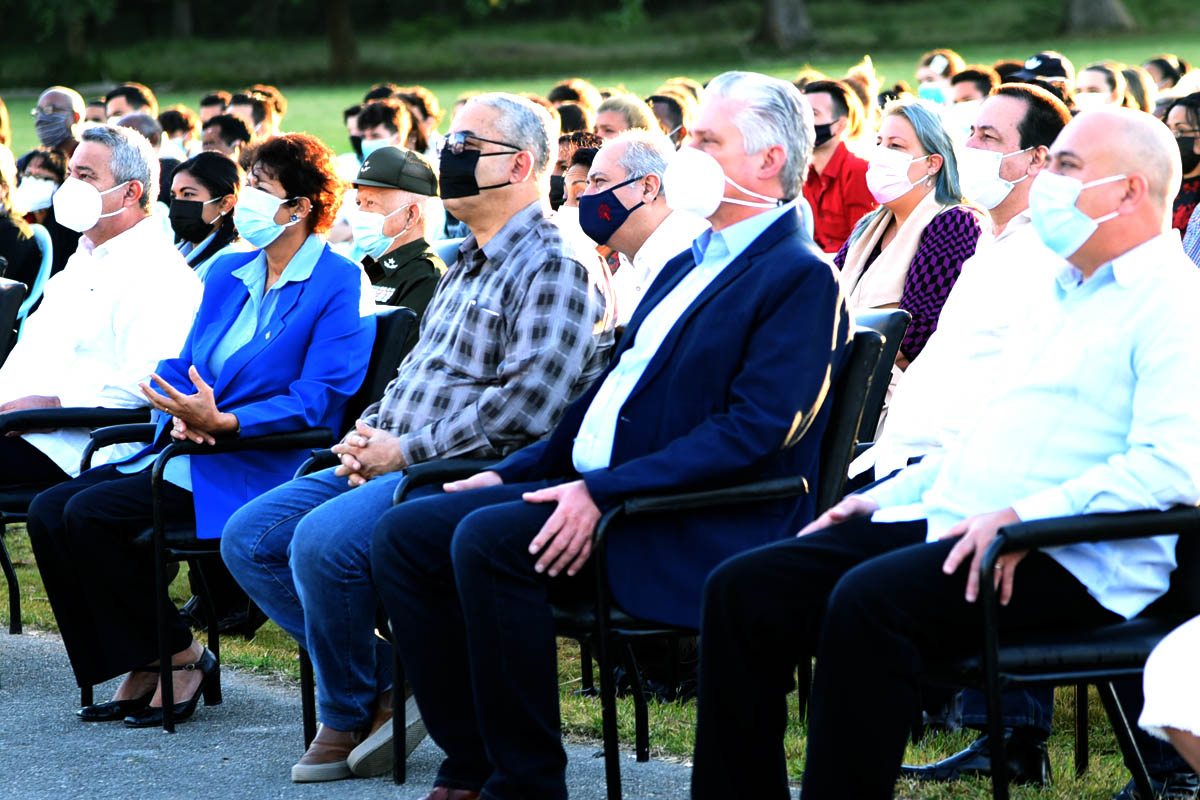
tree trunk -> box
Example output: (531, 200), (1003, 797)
(65, 13), (87, 61)
(171, 0), (194, 39)
(1063, 0), (1135, 33)
(757, 0), (815, 52)
(326, 0), (358, 78)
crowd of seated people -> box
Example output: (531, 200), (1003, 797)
(1, 43), (1200, 800)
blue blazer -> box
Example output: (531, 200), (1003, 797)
(124, 242), (375, 538)
(493, 210), (852, 628)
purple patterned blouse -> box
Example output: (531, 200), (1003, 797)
(835, 206), (981, 360)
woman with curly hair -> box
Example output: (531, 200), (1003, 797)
(26, 133), (375, 728)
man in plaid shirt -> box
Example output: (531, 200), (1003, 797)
(220, 93), (614, 783)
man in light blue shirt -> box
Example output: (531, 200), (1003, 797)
(690, 107), (1200, 800)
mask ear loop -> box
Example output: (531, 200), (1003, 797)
(723, 175), (783, 208)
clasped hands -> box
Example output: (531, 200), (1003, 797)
(443, 472), (600, 578)
(332, 420), (408, 487)
(797, 495), (1027, 605)
(139, 367), (238, 445)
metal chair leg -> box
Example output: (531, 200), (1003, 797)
(154, 532), (175, 733)
(578, 639), (597, 696)
(1075, 683), (1089, 777)
(621, 641), (650, 762)
(596, 632), (624, 800)
(187, 559), (222, 705)
(299, 648), (317, 748)
(0, 525), (21, 634)
(1097, 680), (1154, 800)
(80, 686), (93, 707)
(393, 647), (406, 785)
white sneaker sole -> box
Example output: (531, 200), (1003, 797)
(291, 758), (352, 783)
(346, 695), (427, 778)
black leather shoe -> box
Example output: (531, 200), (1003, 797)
(77, 693), (152, 722)
(124, 647), (220, 728)
(898, 730), (1051, 786)
(1111, 771), (1200, 800)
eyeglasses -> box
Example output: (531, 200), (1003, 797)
(31, 105), (73, 117)
(442, 131), (522, 156)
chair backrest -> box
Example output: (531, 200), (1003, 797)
(852, 308), (912, 440)
(432, 237), (465, 268)
(815, 328), (884, 514)
(342, 306), (419, 427)
(1145, 530), (1200, 622)
(17, 223), (54, 336)
(0, 278), (29, 368)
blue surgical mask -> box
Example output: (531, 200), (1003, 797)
(578, 176), (646, 245)
(360, 138), (395, 161)
(233, 184), (300, 248)
(918, 84), (947, 105)
(1028, 170), (1126, 259)
(349, 204), (411, 259)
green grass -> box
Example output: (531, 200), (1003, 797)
(2, 522), (1137, 798)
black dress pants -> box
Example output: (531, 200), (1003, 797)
(26, 465), (197, 688)
(0, 435), (69, 484)
(690, 514), (1121, 800)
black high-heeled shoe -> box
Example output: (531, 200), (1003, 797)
(77, 667), (158, 722)
(123, 647), (220, 728)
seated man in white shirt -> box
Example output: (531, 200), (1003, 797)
(691, 107), (1200, 800)
(0, 124), (202, 485)
(575, 130), (709, 324)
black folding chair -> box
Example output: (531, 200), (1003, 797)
(0, 406), (151, 635)
(77, 306), (418, 732)
(922, 507), (1200, 800)
(851, 308), (911, 441)
(386, 327), (885, 798)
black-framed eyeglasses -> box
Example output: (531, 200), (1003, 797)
(442, 130), (522, 156)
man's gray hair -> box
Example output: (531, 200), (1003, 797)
(81, 124), (159, 212)
(609, 130), (677, 200)
(702, 71), (815, 201)
(465, 93), (560, 178)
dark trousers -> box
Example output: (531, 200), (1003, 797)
(26, 465), (196, 688)
(370, 480), (593, 800)
(0, 435), (69, 484)
(961, 687), (1056, 736)
(690, 515), (1121, 800)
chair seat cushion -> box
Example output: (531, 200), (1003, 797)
(131, 523), (222, 552)
(551, 603), (691, 637)
(933, 617), (1180, 681)
(0, 483), (58, 515)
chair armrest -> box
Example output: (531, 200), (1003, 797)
(621, 475), (811, 516)
(0, 406), (150, 434)
(80, 423), (159, 473)
(154, 428), (335, 462)
(995, 506), (1200, 554)
(294, 448), (339, 478)
(853, 442), (872, 459)
(393, 458), (501, 504)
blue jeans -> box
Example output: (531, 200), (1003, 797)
(961, 688), (1055, 736)
(220, 466), (404, 730)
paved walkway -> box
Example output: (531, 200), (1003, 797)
(0, 629), (692, 799)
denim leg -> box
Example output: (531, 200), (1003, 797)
(961, 687), (1055, 736)
(1114, 674), (1188, 777)
(290, 469), (408, 731)
(220, 467), (350, 648)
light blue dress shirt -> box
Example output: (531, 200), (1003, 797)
(1183, 204), (1200, 267)
(864, 233), (1200, 619)
(572, 202), (797, 472)
(178, 234), (253, 283)
(118, 235), (326, 491)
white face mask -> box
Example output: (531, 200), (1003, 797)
(52, 176), (131, 233)
(663, 146), (780, 220)
(14, 176), (59, 213)
(945, 100), (982, 143)
(956, 145), (1034, 209)
(349, 203), (411, 259)
(554, 205), (581, 226)
(1072, 92), (1112, 112)
(865, 146), (931, 204)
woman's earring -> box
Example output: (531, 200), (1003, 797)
(290, 214), (298, 221)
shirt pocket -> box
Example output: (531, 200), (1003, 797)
(451, 298), (506, 377)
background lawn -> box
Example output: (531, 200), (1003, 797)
(0, 524), (1145, 798)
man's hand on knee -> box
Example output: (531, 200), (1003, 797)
(523, 480), (600, 577)
(443, 471), (503, 493)
(797, 494), (879, 536)
(939, 507), (1025, 605)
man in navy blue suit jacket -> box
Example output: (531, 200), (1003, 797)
(370, 71), (851, 800)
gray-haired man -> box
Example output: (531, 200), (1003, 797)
(0, 125), (201, 484)
(220, 92), (615, 783)
(578, 130), (709, 324)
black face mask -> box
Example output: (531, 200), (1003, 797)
(1179, 136), (1200, 175)
(549, 174), (566, 210)
(170, 198), (218, 243)
(438, 148), (514, 199)
(349, 134), (364, 161)
(813, 119), (840, 148)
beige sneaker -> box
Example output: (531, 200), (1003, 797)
(347, 689), (428, 777)
(291, 724), (363, 782)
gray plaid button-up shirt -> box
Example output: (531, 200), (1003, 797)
(360, 201), (614, 464)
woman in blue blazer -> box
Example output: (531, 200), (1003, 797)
(27, 134), (374, 728)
